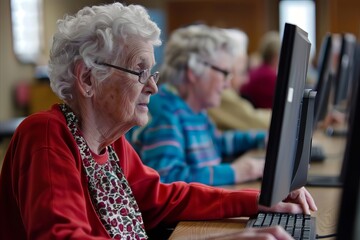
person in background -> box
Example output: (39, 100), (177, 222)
(240, 31), (281, 109)
(0, 3), (317, 239)
(130, 24), (267, 187)
(208, 29), (272, 131)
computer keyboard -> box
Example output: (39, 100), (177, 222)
(311, 145), (326, 162)
(246, 212), (316, 240)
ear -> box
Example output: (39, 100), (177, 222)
(74, 60), (93, 97)
(187, 54), (205, 84)
(186, 67), (198, 84)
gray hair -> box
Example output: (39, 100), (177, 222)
(48, 3), (161, 100)
(160, 24), (236, 86)
(259, 31), (281, 64)
(224, 28), (249, 57)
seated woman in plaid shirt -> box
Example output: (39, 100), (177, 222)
(130, 25), (266, 186)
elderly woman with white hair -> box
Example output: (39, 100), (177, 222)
(208, 28), (272, 131)
(131, 25), (266, 186)
(0, 3), (316, 239)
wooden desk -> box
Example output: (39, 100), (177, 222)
(169, 130), (345, 240)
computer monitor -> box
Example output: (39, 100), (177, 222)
(324, 33), (357, 137)
(333, 33), (357, 109)
(309, 33), (334, 163)
(306, 42), (360, 187)
(336, 42), (360, 240)
(259, 23), (313, 207)
(327, 35), (358, 140)
(313, 33), (333, 127)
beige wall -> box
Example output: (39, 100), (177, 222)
(0, 0), (35, 120)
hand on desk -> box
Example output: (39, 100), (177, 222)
(318, 109), (346, 130)
(231, 156), (265, 183)
(211, 226), (293, 240)
(258, 187), (318, 215)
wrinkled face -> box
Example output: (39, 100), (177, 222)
(193, 51), (233, 110)
(93, 40), (158, 129)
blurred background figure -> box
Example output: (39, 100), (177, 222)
(240, 31), (281, 109)
(129, 24), (266, 186)
(208, 29), (272, 131)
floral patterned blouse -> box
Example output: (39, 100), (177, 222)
(60, 104), (147, 239)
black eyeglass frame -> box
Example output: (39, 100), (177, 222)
(98, 62), (159, 84)
(201, 61), (233, 81)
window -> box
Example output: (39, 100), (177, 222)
(11, 0), (43, 63)
(279, 0), (316, 59)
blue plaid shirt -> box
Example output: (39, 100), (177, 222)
(129, 84), (266, 186)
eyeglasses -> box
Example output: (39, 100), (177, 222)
(98, 62), (160, 84)
(202, 61), (233, 82)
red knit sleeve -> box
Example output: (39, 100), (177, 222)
(114, 138), (259, 230)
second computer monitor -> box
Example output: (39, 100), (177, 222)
(333, 33), (357, 108)
(313, 33), (333, 127)
(307, 41), (360, 187)
(336, 42), (360, 240)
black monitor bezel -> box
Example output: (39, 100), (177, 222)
(259, 23), (311, 207)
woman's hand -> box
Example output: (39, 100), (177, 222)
(258, 187), (318, 215)
(231, 156), (265, 183)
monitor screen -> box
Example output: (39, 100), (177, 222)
(336, 42), (360, 240)
(259, 23), (312, 207)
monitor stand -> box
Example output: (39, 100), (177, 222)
(306, 175), (343, 187)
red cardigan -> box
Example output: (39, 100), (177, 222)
(0, 105), (259, 239)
